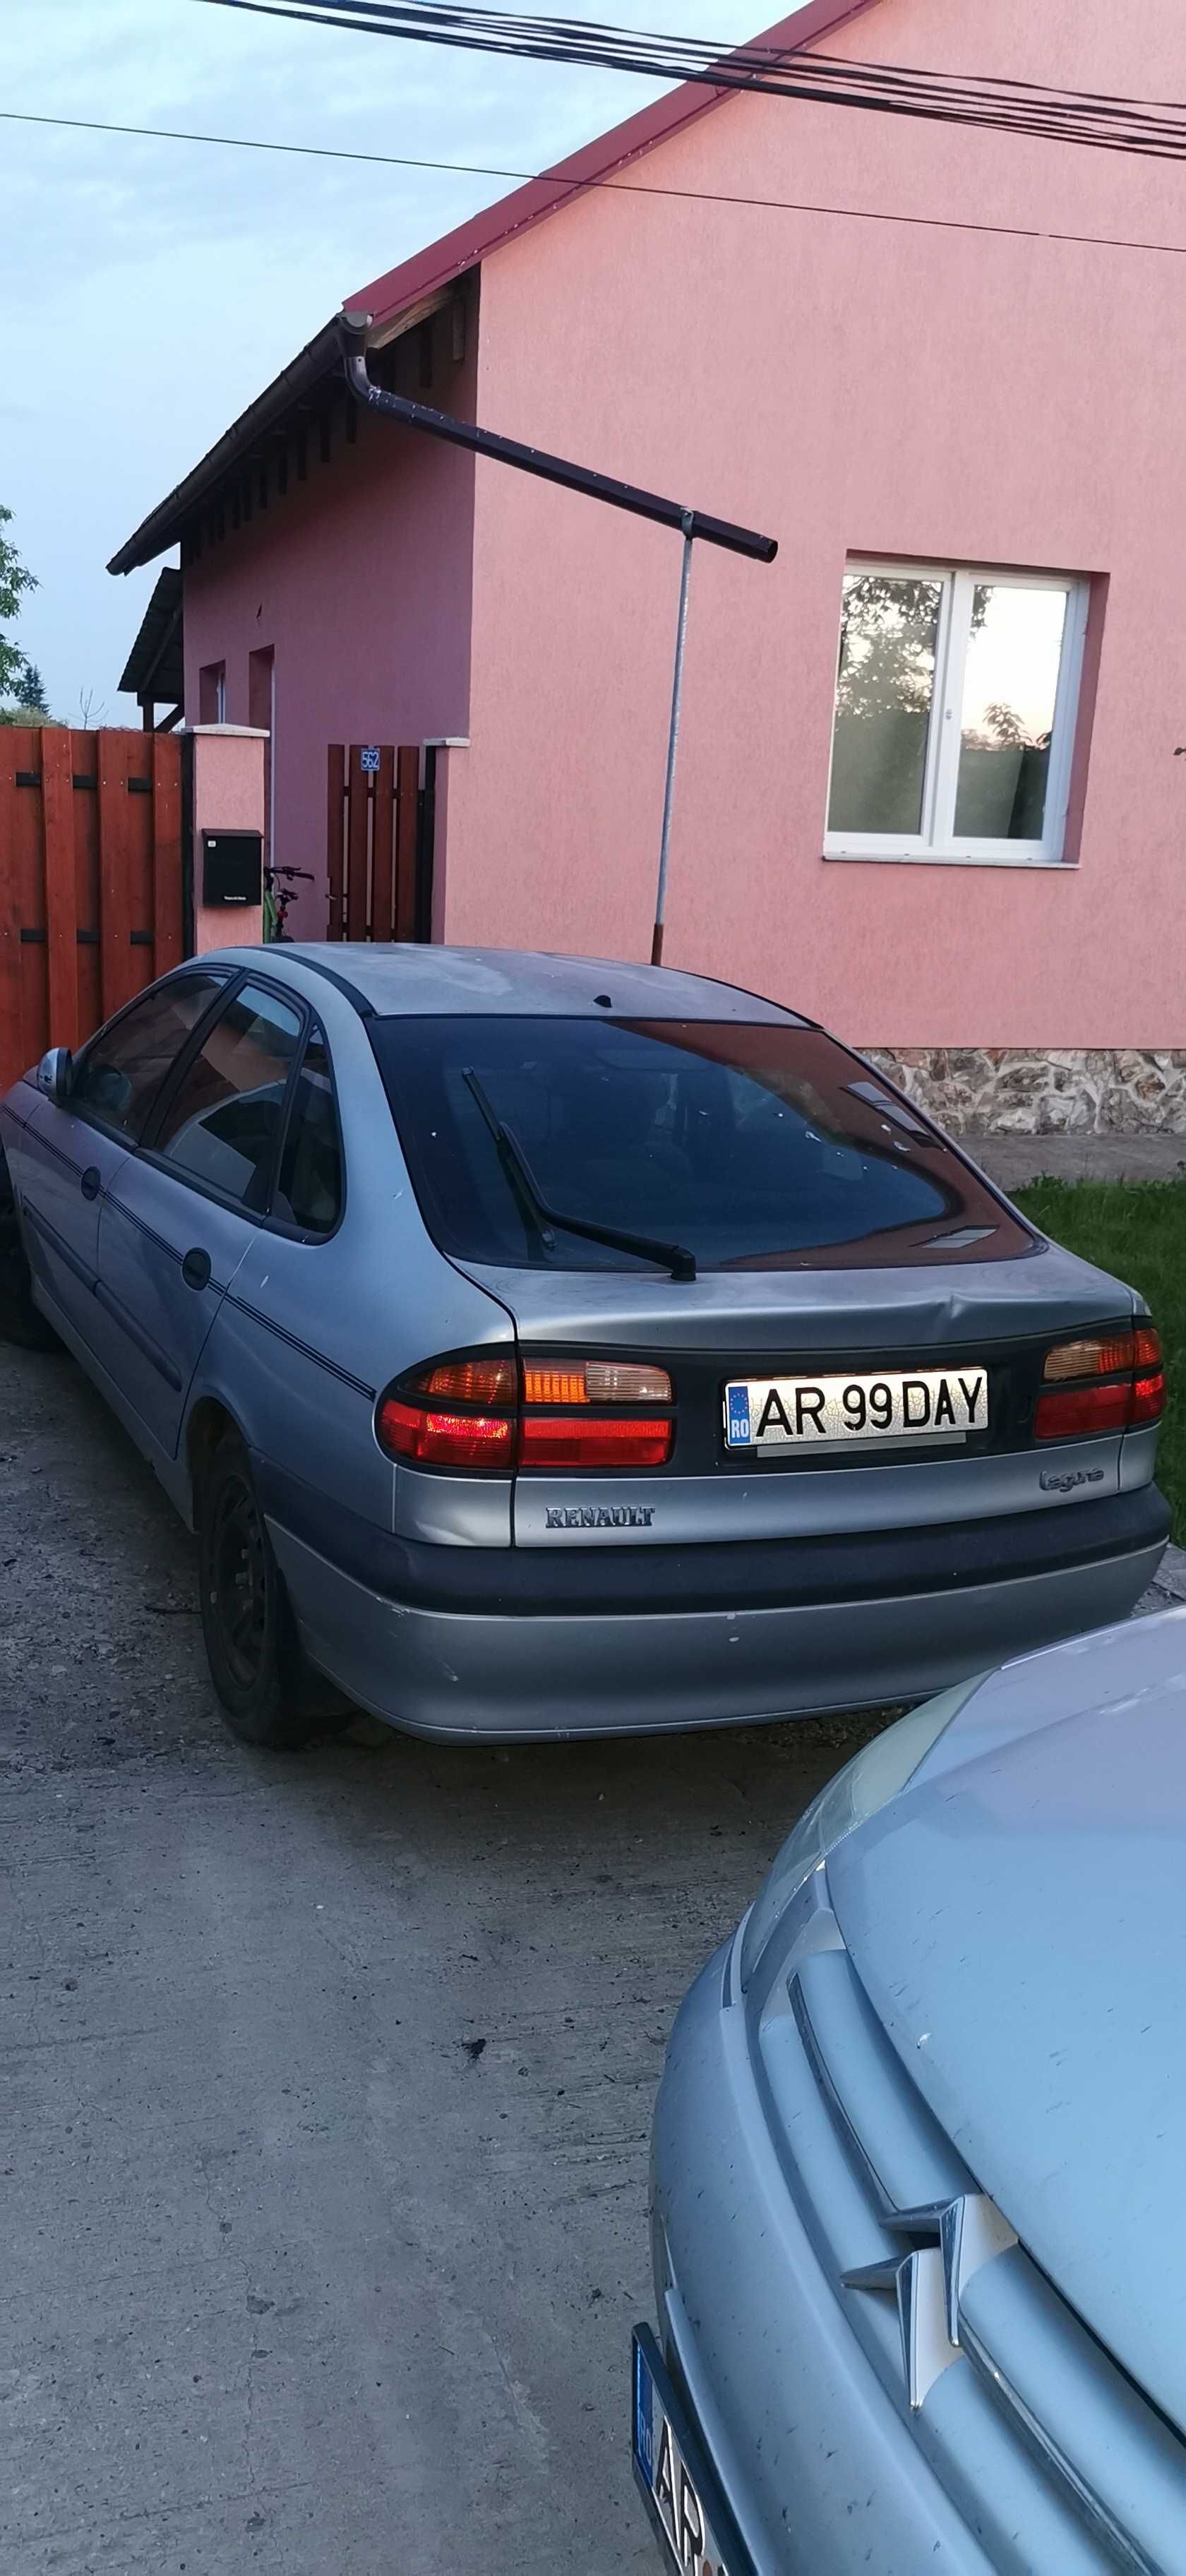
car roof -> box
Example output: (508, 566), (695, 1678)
(209, 945), (810, 1024)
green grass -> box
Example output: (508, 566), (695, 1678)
(1014, 1178), (1186, 1543)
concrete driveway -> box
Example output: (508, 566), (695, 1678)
(1, 1342), (890, 2575)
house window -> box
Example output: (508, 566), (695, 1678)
(198, 660), (227, 724)
(825, 563), (1090, 866)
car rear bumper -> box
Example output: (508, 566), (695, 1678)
(647, 1943), (1000, 2575)
(261, 1476), (1168, 1739)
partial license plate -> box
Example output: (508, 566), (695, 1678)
(724, 1365), (988, 1451)
(633, 2327), (743, 2576)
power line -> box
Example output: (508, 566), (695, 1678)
(190, 0), (1186, 164)
(8, 105), (1186, 267)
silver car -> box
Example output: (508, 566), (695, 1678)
(0, 944), (1168, 1747)
(640, 1608), (1186, 2575)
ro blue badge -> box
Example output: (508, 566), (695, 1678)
(635, 2339), (655, 2486)
(727, 1385), (752, 1448)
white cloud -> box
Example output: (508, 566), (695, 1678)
(1, 0), (764, 715)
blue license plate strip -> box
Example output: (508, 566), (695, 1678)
(632, 2325), (752, 2576)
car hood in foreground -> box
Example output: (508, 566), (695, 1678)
(827, 1610), (1186, 2432)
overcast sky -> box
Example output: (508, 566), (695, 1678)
(1, 0), (765, 720)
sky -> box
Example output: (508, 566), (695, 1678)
(1, 0), (767, 720)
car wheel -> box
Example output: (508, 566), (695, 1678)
(0, 1148), (61, 1352)
(197, 1429), (352, 1748)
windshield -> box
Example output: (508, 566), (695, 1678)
(368, 1016), (1032, 1273)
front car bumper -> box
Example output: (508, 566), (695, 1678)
(649, 1940), (998, 2575)
(649, 1923), (1174, 2575)
(260, 1471), (1168, 1738)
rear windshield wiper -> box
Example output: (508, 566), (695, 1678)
(463, 1070), (697, 1283)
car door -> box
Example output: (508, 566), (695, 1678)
(18, 973), (229, 1356)
(92, 977), (306, 1457)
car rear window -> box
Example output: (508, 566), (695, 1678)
(368, 1016), (1033, 1273)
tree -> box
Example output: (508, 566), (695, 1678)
(0, 504), (37, 703)
(18, 662), (49, 717)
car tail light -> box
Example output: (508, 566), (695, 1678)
(376, 1350), (675, 1471)
(519, 1414), (673, 1468)
(1042, 1333), (1134, 1383)
(521, 1360), (671, 1406)
(1036, 1324), (1165, 1440)
(1132, 1323), (1167, 1425)
(376, 1397), (515, 1467)
(414, 1356), (517, 1407)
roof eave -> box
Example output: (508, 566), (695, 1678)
(107, 318), (342, 575)
(107, 0), (882, 577)
(349, 0), (881, 328)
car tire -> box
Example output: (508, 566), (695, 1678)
(0, 1147), (61, 1352)
(197, 1429), (352, 1748)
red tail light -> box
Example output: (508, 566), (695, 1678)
(1036, 1323), (1165, 1441)
(519, 1415), (673, 1468)
(376, 1350), (675, 1471)
(377, 1397), (515, 1467)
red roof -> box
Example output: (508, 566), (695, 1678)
(109, 0), (878, 573)
(351, 0), (880, 329)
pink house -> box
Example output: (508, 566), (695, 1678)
(112, 0), (1186, 1132)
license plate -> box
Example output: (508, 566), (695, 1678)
(724, 1365), (988, 1451)
(633, 2328), (741, 2576)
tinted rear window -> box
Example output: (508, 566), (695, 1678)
(369, 1017), (1031, 1272)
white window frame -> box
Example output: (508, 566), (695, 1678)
(823, 561), (1091, 869)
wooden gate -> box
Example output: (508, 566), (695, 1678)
(326, 743), (426, 942)
(0, 727), (184, 1093)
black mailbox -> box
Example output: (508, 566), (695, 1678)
(203, 830), (263, 907)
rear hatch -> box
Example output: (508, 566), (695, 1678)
(367, 1008), (1144, 1549)
(460, 1250), (1139, 1545)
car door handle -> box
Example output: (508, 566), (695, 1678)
(80, 1167), (102, 1202)
(181, 1248), (212, 1292)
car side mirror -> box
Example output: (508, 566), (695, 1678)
(36, 1046), (74, 1104)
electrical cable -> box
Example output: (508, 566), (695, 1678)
(187, 0), (1186, 165)
(9, 106), (1186, 268)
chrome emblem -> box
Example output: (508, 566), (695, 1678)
(843, 2193), (1017, 2407)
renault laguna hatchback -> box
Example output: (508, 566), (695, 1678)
(0, 945), (1168, 1745)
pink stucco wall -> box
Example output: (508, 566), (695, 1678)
(439, 0), (1186, 1045)
(183, 309), (477, 940)
(188, 726), (266, 954)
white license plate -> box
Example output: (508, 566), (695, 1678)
(724, 1365), (988, 1450)
(633, 2332), (738, 2575)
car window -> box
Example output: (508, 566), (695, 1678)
(72, 977), (226, 1141)
(369, 1015), (1034, 1273)
(273, 1029), (343, 1234)
(152, 982), (303, 1212)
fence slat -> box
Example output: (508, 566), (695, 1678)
(151, 734), (184, 972)
(371, 748), (395, 940)
(97, 734), (134, 1020)
(394, 744), (420, 943)
(41, 729), (78, 1049)
(0, 732), (25, 1094)
(345, 747), (369, 942)
(326, 743), (345, 939)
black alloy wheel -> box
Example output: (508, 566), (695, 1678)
(198, 1429), (352, 1747)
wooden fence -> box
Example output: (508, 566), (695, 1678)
(0, 727), (184, 1094)
(327, 742), (424, 942)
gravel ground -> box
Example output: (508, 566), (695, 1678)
(1, 1341), (886, 2576)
